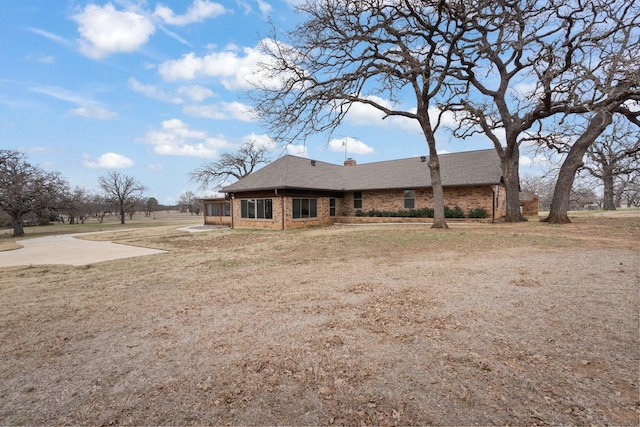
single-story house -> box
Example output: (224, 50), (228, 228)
(211, 148), (513, 230)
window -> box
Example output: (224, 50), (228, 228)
(293, 198), (317, 218)
(329, 198), (336, 217)
(206, 202), (230, 216)
(240, 199), (273, 219)
(404, 189), (416, 209)
(353, 191), (362, 209)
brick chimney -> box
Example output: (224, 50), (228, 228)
(344, 158), (357, 166)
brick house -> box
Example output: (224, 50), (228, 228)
(218, 149), (510, 230)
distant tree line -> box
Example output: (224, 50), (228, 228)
(0, 150), (183, 237)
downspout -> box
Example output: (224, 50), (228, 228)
(492, 186), (497, 222)
(230, 195), (235, 229)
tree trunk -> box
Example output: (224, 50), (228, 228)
(544, 111), (613, 223)
(601, 164), (616, 210)
(422, 119), (448, 229)
(120, 206), (126, 224)
(12, 219), (24, 237)
(614, 184), (625, 208)
(429, 154), (448, 229)
(501, 144), (525, 222)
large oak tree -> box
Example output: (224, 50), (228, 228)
(0, 150), (67, 236)
(251, 0), (469, 228)
(449, 0), (638, 222)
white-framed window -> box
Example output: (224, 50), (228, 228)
(329, 198), (336, 217)
(404, 189), (416, 209)
(241, 199), (273, 219)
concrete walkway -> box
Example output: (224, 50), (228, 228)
(0, 233), (167, 267)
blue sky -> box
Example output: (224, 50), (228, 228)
(1, 0), (542, 203)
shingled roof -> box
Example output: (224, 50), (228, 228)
(222, 148), (503, 193)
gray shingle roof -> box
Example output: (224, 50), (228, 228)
(222, 148), (503, 193)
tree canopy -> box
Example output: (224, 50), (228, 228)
(0, 150), (67, 236)
(252, 0), (472, 227)
(251, 0), (639, 224)
(98, 171), (147, 225)
(191, 140), (271, 191)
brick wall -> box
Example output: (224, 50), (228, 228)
(340, 186), (504, 219)
(231, 194), (339, 230)
(230, 185), (507, 229)
(520, 195), (539, 218)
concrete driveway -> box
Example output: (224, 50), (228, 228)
(0, 232), (167, 267)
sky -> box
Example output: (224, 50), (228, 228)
(0, 0), (543, 204)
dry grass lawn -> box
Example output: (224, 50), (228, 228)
(0, 211), (638, 425)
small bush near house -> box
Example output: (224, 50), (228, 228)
(468, 207), (489, 219)
(444, 205), (465, 218)
(355, 207), (467, 219)
(357, 208), (435, 218)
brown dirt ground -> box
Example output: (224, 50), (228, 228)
(0, 211), (638, 426)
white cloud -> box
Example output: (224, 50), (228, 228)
(83, 152), (134, 169)
(512, 82), (539, 97)
(128, 77), (183, 103)
(341, 97), (420, 133)
(245, 133), (276, 150)
(161, 118), (207, 138)
(30, 85), (86, 104)
(70, 106), (118, 120)
(24, 53), (55, 64)
(73, 3), (156, 59)
(337, 97), (457, 133)
(154, 0), (227, 26)
(183, 101), (255, 121)
(72, 1), (227, 59)
(26, 27), (73, 48)
(177, 85), (215, 102)
(137, 118), (232, 158)
(158, 42), (283, 90)
(328, 136), (374, 155)
(286, 144), (308, 157)
(30, 85), (117, 120)
(256, 0), (273, 17)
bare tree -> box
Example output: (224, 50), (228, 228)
(251, 0), (469, 228)
(450, 0), (639, 222)
(537, 1), (639, 223)
(0, 150), (68, 236)
(617, 171), (640, 207)
(583, 118), (640, 210)
(144, 197), (159, 218)
(520, 174), (555, 211)
(98, 172), (146, 225)
(177, 191), (200, 215)
(191, 140), (271, 190)
(88, 194), (112, 223)
(61, 186), (93, 224)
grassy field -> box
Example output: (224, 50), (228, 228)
(0, 211), (203, 251)
(0, 210), (638, 425)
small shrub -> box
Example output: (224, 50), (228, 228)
(468, 207), (489, 219)
(352, 207), (436, 218)
(444, 205), (465, 218)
